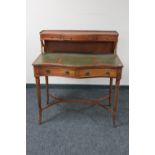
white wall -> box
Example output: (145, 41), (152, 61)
(27, 0), (129, 85)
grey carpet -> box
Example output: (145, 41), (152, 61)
(26, 85), (129, 155)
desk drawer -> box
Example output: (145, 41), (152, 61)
(39, 67), (75, 77)
(79, 69), (117, 78)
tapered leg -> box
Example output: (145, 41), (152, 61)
(109, 78), (113, 106)
(45, 76), (49, 105)
(35, 76), (42, 125)
(112, 78), (120, 127)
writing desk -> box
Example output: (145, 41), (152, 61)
(33, 30), (123, 127)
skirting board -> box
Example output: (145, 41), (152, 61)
(26, 84), (129, 89)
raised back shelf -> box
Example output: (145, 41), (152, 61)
(40, 30), (118, 54)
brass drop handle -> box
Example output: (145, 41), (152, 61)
(85, 72), (90, 76)
(46, 69), (50, 74)
(65, 70), (70, 75)
(105, 71), (110, 75)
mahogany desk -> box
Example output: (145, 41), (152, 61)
(33, 30), (123, 127)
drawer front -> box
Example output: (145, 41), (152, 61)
(79, 69), (117, 78)
(37, 67), (118, 78)
(39, 67), (75, 77)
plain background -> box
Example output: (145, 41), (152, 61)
(1, 0), (155, 155)
(27, 0), (129, 85)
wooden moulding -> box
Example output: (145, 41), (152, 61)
(40, 30), (118, 42)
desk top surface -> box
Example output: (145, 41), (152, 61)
(33, 53), (123, 68)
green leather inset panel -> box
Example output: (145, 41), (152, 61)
(95, 55), (123, 66)
(60, 54), (94, 65)
(36, 53), (60, 64)
(33, 53), (123, 67)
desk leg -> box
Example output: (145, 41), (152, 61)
(45, 76), (49, 105)
(35, 76), (42, 125)
(109, 78), (113, 106)
(112, 78), (120, 127)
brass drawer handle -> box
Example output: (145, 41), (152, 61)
(65, 70), (70, 75)
(85, 72), (90, 76)
(46, 69), (50, 74)
(105, 71), (110, 75)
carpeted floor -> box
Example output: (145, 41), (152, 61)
(26, 85), (129, 155)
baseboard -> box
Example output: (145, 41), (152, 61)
(26, 83), (129, 89)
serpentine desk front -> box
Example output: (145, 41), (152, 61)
(33, 30), (123, 127)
